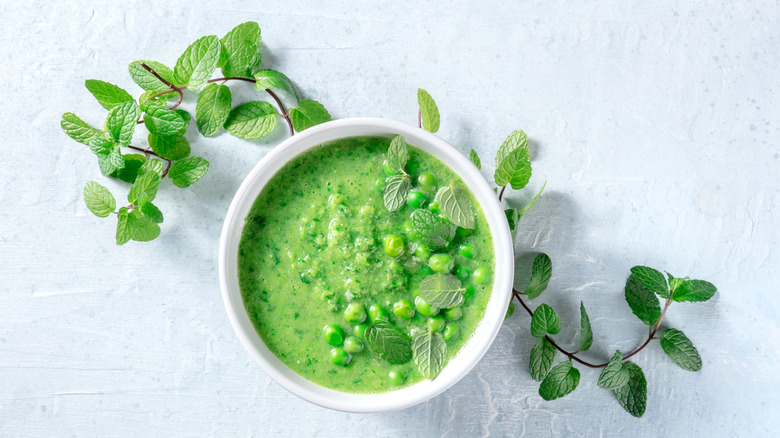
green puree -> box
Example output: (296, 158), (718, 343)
(238, 136), (495, 393)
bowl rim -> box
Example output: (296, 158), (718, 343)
(218, 117), (514, 413)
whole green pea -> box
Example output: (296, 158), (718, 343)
(393, 299), (415, 320)
(418, 172), (437, 192)
(323, 324), (345, 346)
(383, 234), (405, 258)
(464, 284), (476, 300)
(343, 336), (364, 354)
(459, 243), (476, 259)
(444, 306), (462, 321)
(329, 347), (351, 366)
(428, 201), (441, 215)
(428, 253), (454, 273)
(428, 315), (446, 332)
(415, 296), (439, 317)
(343, 302), (367, 324)
(443, 324), (460, 342)
(415, 244), (431, 262)
(353, 323), (368, 339)
(455, 265), (470, 282)
(388, 370), (405, 386)
(473, 266), (490, 285)
(407, 191), (426, 209)
(369, 304), (389, 322)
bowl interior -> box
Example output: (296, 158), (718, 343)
(219, 118), (513, 413)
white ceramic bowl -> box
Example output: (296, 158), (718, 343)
(219, 118), (513, 413)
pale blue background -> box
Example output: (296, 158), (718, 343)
(1, 1), (777, 436)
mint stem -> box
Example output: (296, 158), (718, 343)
(512, 289), (671, 368)
(125, 144), (172, 177)
(137, 63), (296, 136)
(498, 185), (507, 201)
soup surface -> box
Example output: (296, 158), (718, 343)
(238, 136), (495, 392)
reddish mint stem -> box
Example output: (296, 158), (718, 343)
(512, 289), (671, 368)
(137, 63), (295, 135)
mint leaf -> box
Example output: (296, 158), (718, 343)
(412, 329), (447, 379)
(139, 202), (164, 224)
(436, 183), (476, 229)
(141, 101), (187, 137)
(517, 181), (546, 219)
(116, 207), (131, 245)
(383, 174), (411, 212)
(505, 209), (519, 235)
(613, 362), (647, 417)
(419, 273), (466, 308)
(495, 130), (529, 169)
(174, 35), (221, 89)
(224, 101), (278, 139)
(365, 321), (412, 364)
(579, 301), (593, 352)
(88, 135), (113, 155)
(106, 144), (124, 169)
(114, 154), (146, 183)
(525, 253), (552, 300)
(128, 60), (176, 92)
(386, 135), (409, 174)
(672, 279), (717, 303)
(83, 181), (116, 217)
(666, 272), (686, 298)
(61, 113), (102, 145)
(127, 171), (161, 205)
(660, 328), (702, 371)
(598, 351), (630, 390)
(494, 147), (532, 190)
(148, 133), (190, 161)
(138, 158), (165, 177)
(174, 109), (191, 127)
(105, 101), (141, 147)
(529, 337), (556, 382)
(168, 157), (209, 188)
(469, 149), (481, 169)
(139, 90), (177, 105)
(220, 21), (262, 78)
(630, 266), (669, 298)
(411, 209), (455, 248)
(505, 301), (515, 319)
(289, 99), (331, 132)
(196, 83), (232, 137)
(97, 148), (122, 177)
(128, 209), (161, 242)
(539, 361), (580, 401)
(85, 79), (134, 110)
(253, 69), (300, 102)
(530, 303), (561, 338)
(417, 88), (440, 133)
(624, 274), (662, 326)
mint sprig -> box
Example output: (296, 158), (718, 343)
(62, 22), (331, 244)
(456, 98), (718, 417)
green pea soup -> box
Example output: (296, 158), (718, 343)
(238, 136), (495, 393)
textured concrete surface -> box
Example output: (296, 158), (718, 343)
(1, 1), (778, 436)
